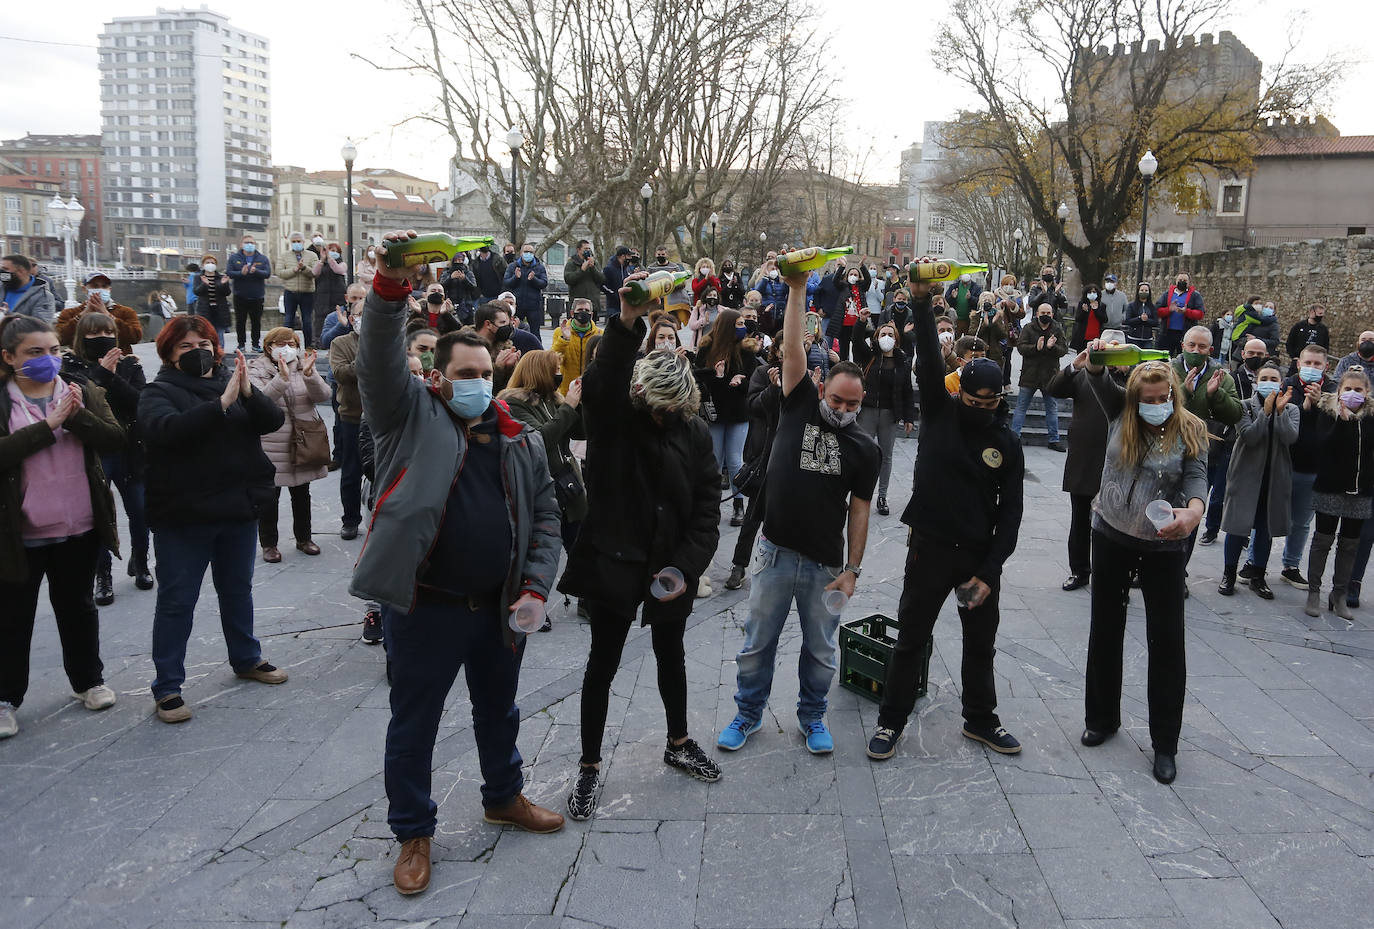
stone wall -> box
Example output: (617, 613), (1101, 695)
(1143, 235), (1374, 364)
(102, 275), (289, 342)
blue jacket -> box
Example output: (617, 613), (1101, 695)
(320, 311), (352, 350)
(226, 250), (271, 300)
(756, 278), (789, 330)
(503, 257), (548, 323)
(602, 258), (629, 315)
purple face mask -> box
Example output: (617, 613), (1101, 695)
(20, 353), (62, 383)
(1341, 390), (1366, 411)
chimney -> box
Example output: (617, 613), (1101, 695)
(1113, 42), (1125, 55)
(1096, 45), (1108, 55)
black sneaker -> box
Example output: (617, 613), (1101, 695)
(1250, 575), (1275, 600)
(961, 723), (1022, 754)
(1238, 562), (1260, 581)
(567, 765), (600, 821)
(877, 496), (889, 516)
(664, 738), (722, 782)
(361, 609), (383, 644)
(1046, 441), (1066, 453)
(1199, 528), (1218, 545)
(866, 726), (901, 760)
(1280, 567), (1309, 590)
(724, 565), (746, 590)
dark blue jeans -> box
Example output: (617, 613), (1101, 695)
(150, 520), (262, 699)
(283, 291), (315, 348)
(336, 419), (363, 530)
(1204, 442), (1232, 533)
(98, 454), (148, 574)
(383, 595), (525, 840)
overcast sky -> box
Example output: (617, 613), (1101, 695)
(0, 0), (1369, 188)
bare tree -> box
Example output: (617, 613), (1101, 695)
(931, 146), (1035, 274)
(360, 0), (839, 258)
(937, 0), (1342, 285)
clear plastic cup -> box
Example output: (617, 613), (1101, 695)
(1145, 499), (1176, 531)
(650, 567), (685, 601)
(823, 589), (848, 616)
(509, 600), (545, 634)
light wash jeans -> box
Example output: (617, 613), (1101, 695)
(732, 538), (842, 725)
(1280, 471), (1318, 570)
(1010, 385), (1060, 443)
(709, 420), (748, 499)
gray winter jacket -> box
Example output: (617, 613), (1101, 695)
(1, 277), (55, 322)
(349, 286), (562, 646)
(1219, 393), (1299, 537)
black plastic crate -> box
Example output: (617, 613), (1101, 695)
(838, 612), (931, 704)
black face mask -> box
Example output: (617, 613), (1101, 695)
(504, 252), (516, 261)
(1038, 315), (1053, 326)
(573, 312), (592, 325)
(1361, 340), (1374, 358)
(1176, 279), (1188, 289)
(722, 266), (734, 274)
(743, 319), (758, 334)
(1041, 274), (1055, 283)
(426, 293), (444, 306)
(494, 324), (514, 343)
(705, 298), (719, 306)
(1243, 356), (1267, 372)
(957, 401), (998, 431)
(177, 348), (215, 378)
(85, 336), (118, 359)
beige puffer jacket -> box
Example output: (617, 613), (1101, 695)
(247, 353), (332, 487)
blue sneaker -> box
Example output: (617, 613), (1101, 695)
(717, 715), (762, 751)
(799, 718), (834, 754)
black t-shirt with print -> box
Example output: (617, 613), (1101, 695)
(762, 380), (880, 566)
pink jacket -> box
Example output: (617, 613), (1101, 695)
(246, 355), (332, 487)
(7, 378), (94, 541)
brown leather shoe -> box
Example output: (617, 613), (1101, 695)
(482, 793), (565, 833)
(392, 836), (431, 895)
(262, 546), (282, 564)
(235, 661), (288, 684)
(296, 540), (321, 556)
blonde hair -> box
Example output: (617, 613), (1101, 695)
(500, 349), (562, 401)
(1118, 362), (1207, 466)
(630, 348), (699, 417)
(694, 257), (715, 276)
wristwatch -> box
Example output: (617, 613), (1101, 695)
(844, 563), (862, 578)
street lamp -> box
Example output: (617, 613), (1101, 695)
(1055, 202), (1069, 282)
(46, 194), (85, 304)
(1012, 227), (1023, 281)
(506, 127), (524, 248)
(1136, 149), (1158, 288)
(639, 182), (653, 260)
(341, 139), (358, 284)
(709, 211), (719, 263)
(759, 231), (767, 264)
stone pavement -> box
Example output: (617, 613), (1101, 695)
(5, 380), (1374, 928)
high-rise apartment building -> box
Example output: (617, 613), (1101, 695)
(98, 7), (271, 266)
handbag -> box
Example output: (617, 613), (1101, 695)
(733, 452), (768, 498)
(284, 385), (332, 470)
(701, 398), (719, 423)
(549, 459), (585, 512)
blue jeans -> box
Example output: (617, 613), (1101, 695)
(336, 419), (363, 529)
(1280, 471), (1318, 570)
(1225, 495), (1272, 571)
(1350, 517), (1374, 593)
(283, 291), (315, 348)
(1204, 442), (1233, 533)
(150, 520), (261, 699)
(709, 420), (748, 499)
(98, 453), (148, 573)
(383, 595), (525, 839)
(733, 538), (842, 725)
(1010, 385), (1059, 443)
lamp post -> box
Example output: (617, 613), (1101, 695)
(506, 127), (524, 248)
(1136, 149), (1158, 288)
(1055, 201), (1069, 283)
(46, 194), (85, 304)
(709, 211), (719, 263)
(639, 182), (653, 260)
(341, 140), (357, 284)
(1012, 227), (1023, 282)
(759, 231), (767, 264)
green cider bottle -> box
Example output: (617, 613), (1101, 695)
(1088, 343), (1171, 366)
(906, 259), (989, 283)
(623, 269), (693, 307)
(776, 245), (855, 276)
(381, 233), (496, 269)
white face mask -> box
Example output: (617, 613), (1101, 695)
(1105, 282), (1116, 292)
(848, 273), (859, 284)
(312, 237), (324, 246)
(768, 269), (779, 280)
(350, 317), (362, 333)
(273, 345), (300, 364)
(367, 250), (376, 260)
(959, 274), (971, 283)
(203, 263), (217, 274)
(877, 335), (896, 353)
(1086, 292), (1098, 301)
(938, 330), (955, 345)
(90, 288), (112, 304)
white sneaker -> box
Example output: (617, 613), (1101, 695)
(0, 703), (17, 738)
(697, 576), (713, 598)
(74, 685), (117, 711)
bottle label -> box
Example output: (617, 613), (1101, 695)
(385, 248), (447, 269)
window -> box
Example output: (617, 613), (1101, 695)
(1219, 184), (1245, 214)
(32, 219), (42, 235)
(1348, 227), (1367, 236)
(929, 236), (945, 255)
(902, 232), (913, 247)
(888, 232), (897, 247)
(313, 199), (325, 216)
(546, 243), (567, 266)
(1152, 242), (1182, 258)
(4, 195), (19, 212)
(4, 216), (19, 235)
(929, 215), (946, 231)
(327, 224), (335, 236)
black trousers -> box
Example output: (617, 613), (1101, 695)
(878, 535), (1002, 732)
(1085, 528), (1187, 755)
(233, 296), (264, 347)
(731, 490), (765, 569)
(1068, 493), (1094, 578)
(579, 599), (688, 765)
(258, 484), (312, 548)
(0, 532), (104, 708)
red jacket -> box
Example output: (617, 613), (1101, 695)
(690, 274), (721, 303)
(1156, 286), (1204, 323)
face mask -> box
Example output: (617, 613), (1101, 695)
(1261, 306), (1275, 318)
(1139, 401), (1173, 426)
(818, 400), (858, 429)
(85, 335), (118, 359)
(201, 261), (219, 274)
(1137, 291), (1150, 301)
(1038, 315), (1053, 326)
(655, 339), (675, 351)
(328, 251), (340, 261)
(743, 319), (758, 334)
(732, 325), (747, 341)
(1341, 390), (1367, 411)
(1253, 381), (1281, 398)
(0, 271), (10, 285)
(418, 350), (434, 373)
(656, 255), (668, 264)
(19, 354), (62, 383)
(350, 317), (362, 334)
(522, 252), (534, 264)
(427, 293), (445, 306)
(848, 274), (859, 284)
(938, 331), (955, 345)
(698, 268), (708, 278)
(291, 242), (304, 252)
(768, 269), (779, 280)
(1242, 356), (1267, 372)
(177, 347), (215, 377)
(1105, 282), (1116, 292)
(1299, 365), (1323, 383)
(494, 324), (514, 343)
(1182, 351), (1207, 369)
(959, 275), (971, 284)
(367, 250), (376, 260)
(1360, 340), (1374, 358)
(1176, 279), (1188, 289)
(1041, 274), (1055, 283)
(573, 311), (592, 327)
(504, 251), (516, 261)
(722, 266), (733, 274)
(90, 289), (112, 304)
(446, 377), (492, 418)
(312, 237), (324, 246)
(551, 372), (564, 389)
(957, 400), (997, 430)
(878, 335), (896, 353)
(894, 301), (908, 310)
(243, 243), (256, 254)
(273, 345), (300, 364)
(1086, 292), (1098, 301)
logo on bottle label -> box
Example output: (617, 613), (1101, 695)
(981, 447), (1003, 468)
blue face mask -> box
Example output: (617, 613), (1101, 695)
(20, 353), (63, 383)
(290, 242), (305, 252)
(1299, 365), (1323, 383)
(1253, 381), (1281, 398)
(734, 326), (747, 341)
(1138, 400), (1173, 426)
(446, 377), (492, 419)
(521, 252), (534, 264)
(242, 243), (256, 254)
(1261, 306), (1275, 318)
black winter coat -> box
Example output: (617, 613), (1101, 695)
(852, 335), (916, 421)
(741, 362), (782, 467)
(1047, 363), (1117, 496)
(137, 363), (285, 529)
(193, 272), (234, 330)
(60, 352), (147, 477)
(440, 262), (481, 318)
(558, 315), (721, 623)
(823, 266), (872, 337)
(1017, 318), (1069, 388)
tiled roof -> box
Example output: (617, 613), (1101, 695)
(1257, 136), (1374, 157)
(351, 181), (438, 215)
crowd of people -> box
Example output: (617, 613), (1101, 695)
(2, 231), (1372, 898)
